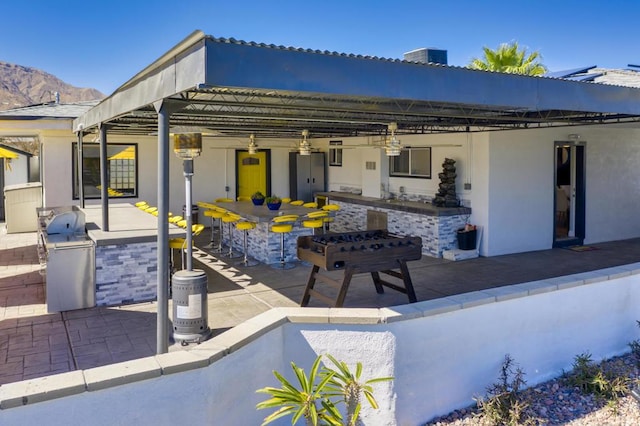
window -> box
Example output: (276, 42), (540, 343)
(72, 143), (138, 199)
(389, 147), (431, 178)
(329, 140), (343, 166)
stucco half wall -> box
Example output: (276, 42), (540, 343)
(1, 264), (639, 425)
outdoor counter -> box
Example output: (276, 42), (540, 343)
(83, 203), (184, 306)
(315, 192), (472, 258)
(212, 201), (316, 264)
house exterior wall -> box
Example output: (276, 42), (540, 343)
(2, 151), (29, 187)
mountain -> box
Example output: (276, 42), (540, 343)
(0, 61), (104, 111)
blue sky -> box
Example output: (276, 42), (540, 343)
(2, 0), (639, 95)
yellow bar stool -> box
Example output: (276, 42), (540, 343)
(169, 224), (205, 272)
(270, 214), (299, 270)
(281, 197), (292, 204)
(321, 203), (341, 232)
(203, 208), (225, 250)
(237, 196), (251, 202)
(302, 211), (328, 235)
(215, 197), (234, 203)
(135, 201), (149, 209)
(303, 202), (318, 209)
(235, 220), (258, 266)
(221, 212), (242, 258)
(289, 200), (304, 206)
(144, 206), (158, 214)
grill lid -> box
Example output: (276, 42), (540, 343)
(44, 207), (86, 234)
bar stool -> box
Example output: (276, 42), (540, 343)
(135, 201), (149, 209)
(237, 196), (251, 202)
(215, 197), (234, 203)
(302, 202), (318, 209)
(169, 223), (205, 272)
(322, 203), (340, 232)
(270, 214), (299, 269)
(281, 197), (292, 204)
(235, 220), (258, 266)
(221, 212), (242, 258)
(203, 208), (225, 249)
(144, 206), (157, 214)
(290, 200), (304, 206)
(301, 211), (328, 235)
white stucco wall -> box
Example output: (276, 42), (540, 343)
(2, 268), (639, 425)
(2, 152), (29, 187)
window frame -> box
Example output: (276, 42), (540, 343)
(329, 140), (343, 167)
(389, 147), (432, 179)
(72, 142), (139, 200)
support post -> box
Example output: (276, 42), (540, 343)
(77, 129), (85, 208)
(155, 103), (171, 354)
(99, 124), (109, 231)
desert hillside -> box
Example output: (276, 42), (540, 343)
(0, 61), (104, 111)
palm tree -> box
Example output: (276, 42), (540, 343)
(469, 41), (547, 76)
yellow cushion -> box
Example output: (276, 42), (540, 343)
(302, 219), (324, 229)
(271, 223), (293, 233)
(204, 210), (225, 219)
(215, 198), (234, 203)
(306, 211), (328, 219)
(272, 214), (299, 223)
(322, 204), (340, 211)
(303, 202), (318, 208)
(281, 197), (292, 204)
(289, 200), (304, 206)
(236, 221), (256, 231)
(222, 213), (240, 223)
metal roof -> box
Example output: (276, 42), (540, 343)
(73, 30), (640, 139)
(0, 100), (99, 120)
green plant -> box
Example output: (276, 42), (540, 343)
(252, 191), (265, 200)
(321, 354), (393, 426)
(475, 354), (532, 426)
(256, 354), (393, 426)
(565, 352), (630, 411)
(266, 195), (281, 204)
(256, 356), (339, 426)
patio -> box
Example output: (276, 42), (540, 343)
(2, 221), (640, 386)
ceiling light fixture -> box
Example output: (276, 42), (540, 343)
(299, 129), (311, 155)
(384, 122), (402, 156)
(247, 134), (258, 154)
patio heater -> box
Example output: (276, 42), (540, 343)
(171, 133), (211, 344)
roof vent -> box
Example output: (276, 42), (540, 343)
(403, 48), (447, 65)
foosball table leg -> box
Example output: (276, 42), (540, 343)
(398, 260), (418, 303)
(370, 271), (385, 294)
(335, 268), (355, 308)
(301, 265), (320, 307)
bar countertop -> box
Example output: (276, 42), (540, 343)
(214, 201), (318, 222)
(83, 204), (185, 246)
(316, 192), (471, 217)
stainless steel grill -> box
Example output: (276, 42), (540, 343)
(37, 206), (95, 312)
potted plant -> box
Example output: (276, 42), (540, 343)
(266, 195), (282, 211)
(251, 191), (265, 206)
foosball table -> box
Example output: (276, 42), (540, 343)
(297, 230), (422, 307)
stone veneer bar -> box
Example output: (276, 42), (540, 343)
(317, 192), (471, 257)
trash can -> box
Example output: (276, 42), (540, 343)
(182, 204), (199, 224)
(172, 269), (210, 344)
(457, 228), (477, 250)
(3, 182), (43, 233)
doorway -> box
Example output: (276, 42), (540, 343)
(553, 141), (585, 247)
(235, 150), (271, 199)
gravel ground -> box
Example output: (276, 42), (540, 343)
(424, 353), (640, 426)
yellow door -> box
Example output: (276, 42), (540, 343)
(237, 151), (268, 198)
